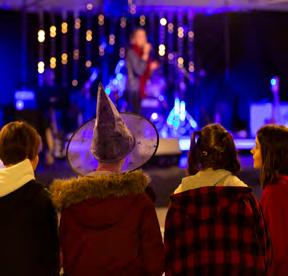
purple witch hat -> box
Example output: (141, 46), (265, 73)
(66, 83), (159, 175)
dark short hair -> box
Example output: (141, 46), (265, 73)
(0, 121), (41, 166)
(257, 124), (288, 187)
(188, 124), (240, 175)
(130, 27), (146, 41)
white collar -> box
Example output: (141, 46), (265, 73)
(0, 159), (35, 197)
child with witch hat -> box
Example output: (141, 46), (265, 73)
(50, 83), (164, 276)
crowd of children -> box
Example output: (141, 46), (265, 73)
(0, 84), (287, 275)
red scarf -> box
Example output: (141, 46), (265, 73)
(131, 44), (151, 99)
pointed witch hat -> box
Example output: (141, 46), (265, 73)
(66, 83), (159, 175)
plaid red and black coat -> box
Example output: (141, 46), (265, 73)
(164, 186), (271, 276)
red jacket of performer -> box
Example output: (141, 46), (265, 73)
(51, 171), (164, 276)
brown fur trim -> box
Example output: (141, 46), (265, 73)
(50, 170), (149, 210)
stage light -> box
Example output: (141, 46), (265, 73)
(188, 31), (194, 40)
(180, 101), (186, 121)
(109, 34), (115, 45)
(37, 30), (45, 43)
(86, 3), (93, 10)
(140, 15), (146, 26)
(151, 112), (159, 121)
(61, 22), (68, 34)
(98, 14), (104, 26)
(73, 49), (79, 60)
(15, 100), (24, 110)
(120, 17), (126, 28)
(189, 61), (195, 72)
(38, 61), (45, 74)
(74, 18), (81, 29)
(270, 77), (277, 86)
(50, 57), (56, 69)
(61, 53), (68, 65)
(160, 18), (167, 26)
(50, 25), (57, 38)
(72, 79), (78, 86)
(85, 60), (92, 68)
(86, 30), (93, 42)
(168, 23), (174, 33)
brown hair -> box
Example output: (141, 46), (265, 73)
(0, 121), (41, 166)
(257, 124), (288, 187)
(188, 123), (240, 175)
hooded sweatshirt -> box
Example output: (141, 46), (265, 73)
(0, 159), (59, 276)
(165, 169), (271, 276)
(50, 170), (164, 276)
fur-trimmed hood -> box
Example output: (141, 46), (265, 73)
(50, 170), (149, 210)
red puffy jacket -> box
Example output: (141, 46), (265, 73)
(51, 170), (164, 276)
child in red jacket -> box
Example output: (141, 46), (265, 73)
(251, 124), (288, 276)
(51, 84), (164, 276)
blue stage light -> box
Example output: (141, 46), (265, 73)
(270, 77), (277, 86)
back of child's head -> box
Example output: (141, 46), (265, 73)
(188, 123), (240, 175)
(0, 121), (41, 166)
(257, 124), (288, 185)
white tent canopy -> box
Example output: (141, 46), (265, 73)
(1, 0), (288, 11)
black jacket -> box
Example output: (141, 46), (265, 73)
(0, 180), (59, 276)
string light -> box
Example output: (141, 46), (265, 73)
(74, 18), (81, 29)
(50, 57), (56, 69)
(98, 14), (104, 26)
(50, 25), (56, 38)
(140, 15), (146, 26)
(177, 57), (184, 68)
(86, 30), (93, 42)
(61, 53), (68, 65)
(168, 23), (174, 33)
(86, 3), (93, 10)
(85, 60), (92, 68)
(178, 26), (184, 38)
(109, 34), (115, 45)
(73, 49), (79, 60)
(61, 22), (68, 34)
(120, 17), (126, 28)
(189, 61), (195, 72)
(72, 79), (78, 86)
(38, 29), (45, 42)
(99, 46), (105, 56)
(188, 31), (194, 40)
(38, 61), (45, 74)
(158, 44), (166, 56)
(119, 47), (125, 58)
(168, 53), (174, 61)
(160, 18), (167, 26)
(130, 4), (136, 14)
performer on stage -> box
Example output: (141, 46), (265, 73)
(126, 28), (159, 113)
